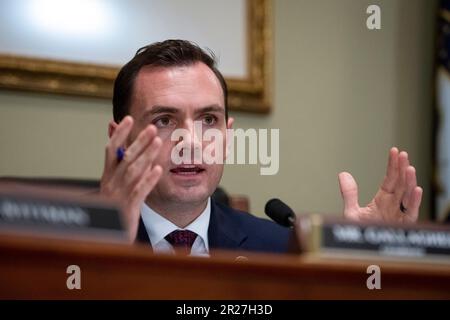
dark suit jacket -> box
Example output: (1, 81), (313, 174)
(136, 199), (292, 254)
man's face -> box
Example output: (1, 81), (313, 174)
(127, 62), (233, 207)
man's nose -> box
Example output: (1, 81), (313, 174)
(177, 121), (202, 160)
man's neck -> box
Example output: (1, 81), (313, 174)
(144, 198), (209, 228)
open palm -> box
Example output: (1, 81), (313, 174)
(338, 148), (423, 224)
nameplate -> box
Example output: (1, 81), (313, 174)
(295, 215), (450, 263)
(0, 189), (126, 242)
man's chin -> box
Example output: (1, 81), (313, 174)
(167, 185), (212, 204)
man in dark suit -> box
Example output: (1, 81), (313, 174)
(135, 198), (291, 254)
(100, 40), (422, 256)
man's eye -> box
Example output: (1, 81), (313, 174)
(154, 117), (174, 128)
(202, 115), (217, 126)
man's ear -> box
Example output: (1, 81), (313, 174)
(225, 117), (234, 160)
(108, 120), (119, 139)
(226, 117), (234, 130)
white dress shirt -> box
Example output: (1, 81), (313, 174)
(140, 198), (211, 257)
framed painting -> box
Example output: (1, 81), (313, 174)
(0, 0), (272, 113)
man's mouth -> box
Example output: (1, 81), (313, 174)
(170, 165), (206, 175)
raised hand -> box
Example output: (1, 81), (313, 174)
(338, 147), (423, 224)
(100, 116), (163, 241)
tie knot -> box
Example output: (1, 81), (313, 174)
(165, 230), (198, 254)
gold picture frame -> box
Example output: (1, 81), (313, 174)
(0, 0), (272, 113)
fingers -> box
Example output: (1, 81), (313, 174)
(121, 124), (158, 164)
(381, 147), (399, 193)
(406, 187), (423, 222)
(394, 151), (410, 201)
(104, 116), (134, 172)
(402, 167), (421, 222)
(111, 123), (158, 185)
(115, 136), (162, 188)
(102, 120), (162, 202)
(338, 172), (360, 218)
(380, 147), (422, 222)
(402, 166), (417, 207)
(129, 165), (163, 210)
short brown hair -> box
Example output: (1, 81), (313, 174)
(112, 39), (228, 123)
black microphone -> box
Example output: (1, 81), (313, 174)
(264, 198), (296, 227)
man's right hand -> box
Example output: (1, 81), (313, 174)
(100, 116), (163, 242)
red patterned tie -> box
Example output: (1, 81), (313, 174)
(165, 230), (198, 255)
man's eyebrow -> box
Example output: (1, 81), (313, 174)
(195, 105), (225, 115)
(142, 105), (225, 118)
(143, 106), (179, 117)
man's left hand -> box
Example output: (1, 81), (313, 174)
(338, 147), (423, 224)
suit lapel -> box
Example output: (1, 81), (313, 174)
(135, 216), (153, 251)
(208, 199), (247, 251)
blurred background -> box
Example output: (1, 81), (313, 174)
(0, 0), (442, 221)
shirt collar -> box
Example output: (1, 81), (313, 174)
(140, 198), (211, 251)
